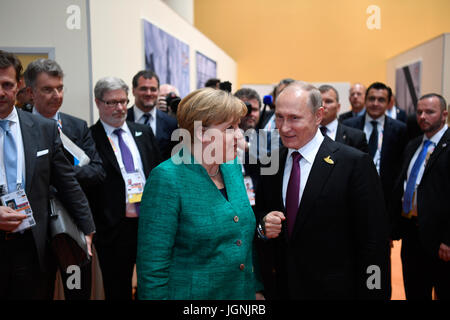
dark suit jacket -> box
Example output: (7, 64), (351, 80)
(343, 115), (407, 205)
(256, 139), (390, 299)
(338, 110), (354, 122)
(9, 110), (96, 271)
(393, 107), (407, 123)
(335, 122), (369, 153)
(88, 120), (162, 245)
(59, 112), (105, 189)
(390, 129), (450, 256)
(126, 106), (177, 160)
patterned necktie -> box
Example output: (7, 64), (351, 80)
(286, 151), (302, 238)
(402, 140), (433, 214)
(0, 120), (18, 193)
(320, 126), (328, 137)
(368, 120), (378, 157)
(142, 113), (151, 126)
(113, 128), (135, 173)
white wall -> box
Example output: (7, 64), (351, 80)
(0, 0), (93, 122)
(89, 0), (237, 121)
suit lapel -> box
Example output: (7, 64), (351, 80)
(292, 138), (338, 239)
(17, 110), (38, 194)
(128, 122), (150, 176)
(93, 121), (121, 175)
(335, 123), (346, 143)
(424, 128), (450, 176)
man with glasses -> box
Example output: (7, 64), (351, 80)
(23, 58), (105, 299)
(89, 76), (161, 299)
(127, 70), (177, 160)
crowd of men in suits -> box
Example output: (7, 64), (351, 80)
(0, 49), (448, 300)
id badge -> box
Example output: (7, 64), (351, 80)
(243, 176), (255, 206)
(1, 188), (36, 233)
(125, 171), (145, 204)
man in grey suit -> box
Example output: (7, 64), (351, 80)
(24, 58), (105, 300)
(0, 51), (95, 299)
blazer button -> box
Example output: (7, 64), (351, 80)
(234, 216), (239, 223)
(236, 240), (242, 246)
(239, 264), (245, 271)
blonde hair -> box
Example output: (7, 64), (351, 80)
(177, 87), (247, 137)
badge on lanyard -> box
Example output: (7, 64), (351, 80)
(1, 184), (36, 233)
(125, 171), (145, 204)
(243, 176), (256, 206)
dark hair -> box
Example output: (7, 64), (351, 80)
(132, 70), (160, 89)
(419, 93), (447, 111)
(234, 88), (261, 108)
(0, 50), (23, 83)
(24, 59), (64, 88)
(366, 82), (392, 102)
(205, 78), (220, 88)
(318, 84), (340, 103)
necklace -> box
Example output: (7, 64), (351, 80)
(208, 166), (220, 177)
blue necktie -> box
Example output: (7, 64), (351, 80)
(142, 113), (151, 126)
(368, 120), (378, 157)
(0, 120), (18, 193)
(403, 140), (433, 214)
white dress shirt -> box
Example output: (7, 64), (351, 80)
(321, 118), (338, 141)
(133, 105), (156, 135)
(0, 107), (26, 193)
(282, 129), (324, 207)
(364, 113), (385, 173)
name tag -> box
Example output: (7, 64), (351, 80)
(126, 171), (145, 204)
(1, 189), (36, 233)
(244, 176), (255, 206)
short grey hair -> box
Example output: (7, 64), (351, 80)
(24, 58), (64, 88)
(94, 76), (129, 100)
(284, 81), (322, 112)
(234, 87), (262, 108)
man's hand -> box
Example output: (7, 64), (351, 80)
(255, 292), (265, 300)
(0, 206), (27, 232)
(263, 211), (285, 239)
(156, 97), (168, 112)
(85, 232), (94, 257)
(438, 243), (450, 262)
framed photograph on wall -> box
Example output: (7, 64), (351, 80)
(143, 20), (190, 98)
(395, 61), (421, 115)
(196, 51), (216, 89)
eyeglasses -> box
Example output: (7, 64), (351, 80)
(100, 99), (129, 107)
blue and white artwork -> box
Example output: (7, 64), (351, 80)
(196, 51), (217, 89)
(143, 20), (190, 98)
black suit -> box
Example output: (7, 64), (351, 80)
(88, 120), (161, 299)
(0, 109), (95, 299)
(390, 129), (450, 299)
(334, 122), (369, 153)
(343, 115), (407, 211)
(126, 106), (177, 160)
(338, 110), (354, 122)
(256, 138), (390, 299)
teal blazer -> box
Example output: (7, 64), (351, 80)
(137, 149), (262, 299)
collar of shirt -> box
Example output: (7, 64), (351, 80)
(100, 119), (132, 138)
(287, 128), (324, 165)
(323, 118), (338, 140)
(134, 104), (156, 122)
(32, 107), (59, 121)
(424, 124), (448, 146)
(365, 113), (385, 127)
(354, 108), (366, 117)
(2, 106), (19, 123)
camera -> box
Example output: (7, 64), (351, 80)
(244, 101), (252, 116)
(165, 92), (181, 114)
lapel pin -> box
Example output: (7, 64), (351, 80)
(443, 143), (447, 148)
(323, 156), (334, 165)
(135, 131), (142, 137)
